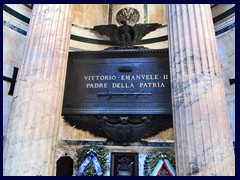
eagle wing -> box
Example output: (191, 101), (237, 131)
(133, 23), (162, 44)
(63, 115), (108, 138)
(92, 24), (118, 42)
(142, 115), (173, 139)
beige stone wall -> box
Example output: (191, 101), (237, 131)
(70, 4), (110, 51)
(216, 29), (235, 141)
(3, 4), (30, 138)
(70, 5), (111, 51)
(148, 4), (167, 24)
(3, 26), (26, 137)
(73, 4), (109, 26)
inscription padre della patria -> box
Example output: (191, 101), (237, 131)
(84, 74), (168, 89)
(62, 50), (172, 142)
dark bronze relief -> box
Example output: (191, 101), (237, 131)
(56, 155), (73, 176)
(116, 7), (140, 26)
(101, 115), (152, 142)
(117, 157), (133, 176)
(111, 153), (138, 176)
(62, 49), (173, 143)
(92, 21), (161, 49)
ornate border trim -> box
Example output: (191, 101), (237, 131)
(69, 48), (169, 55)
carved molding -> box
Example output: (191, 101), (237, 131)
(68, 48), (168, 55)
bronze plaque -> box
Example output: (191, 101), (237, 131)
(111, 152), (138, 176)
(62, 49), (171, 115)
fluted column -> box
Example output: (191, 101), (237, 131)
(3, 4), (73, 176)
(167, 4), (235, 175)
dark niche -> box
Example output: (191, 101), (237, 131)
(111, 153), (138, 176)
(56, 154), (73, 176)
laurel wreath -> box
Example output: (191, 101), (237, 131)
(75, 144), (108, 176)
(144, 151), (176, 176)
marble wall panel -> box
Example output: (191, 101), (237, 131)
(3, 24), (27, 138)
(3, 82), (13, 138)
(73, 4), (109, 27)
(3, 26), (26, 71)
(148, 4), (167, 24)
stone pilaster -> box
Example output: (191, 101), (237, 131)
(3, 4), (73, 176)
(167, 4), (235, 175)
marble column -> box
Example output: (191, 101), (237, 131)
(167, 4), (235, 176)
(3, 4), (73, 176)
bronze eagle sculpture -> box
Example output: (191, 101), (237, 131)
(92, 20), (162, 48)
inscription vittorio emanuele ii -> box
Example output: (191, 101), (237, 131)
(84, 74), (169, 88)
